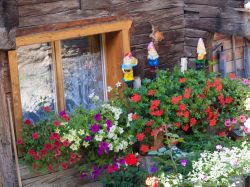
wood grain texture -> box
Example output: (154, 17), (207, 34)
(0, 51), (16, 187)
(7, 50), (23, 144)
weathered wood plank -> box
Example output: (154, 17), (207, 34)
(18, 0), (62, 6)
(19, 0), (79, 17)
(0, 51), (16, 187)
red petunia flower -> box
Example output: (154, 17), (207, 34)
(132, 114), (139, 120)
(63, 140), (70, 147)
(144, 127), (151, 134)
(70, 158), (75, 165)
(125, 154), (137, 166)
(107, 165), (113, 174)
(184, 93), (191, 99)
(136, 133), (145, 142)
(130, 93), (141, 103)
(179, 104), (186, 111)
(70, 152), (77, 159)
(43, 106), (51, 113)
(25, 119), (31, 126)
(175, 123), (181, 129)
(28, 149), (36, 156)
(54, 141), (61, 149)
(48, 164), (53, 172)
(32, 132), (39, 140)
(179, 78), (186, 83)
(148, 89), (155, 96)
(225, 97), (233, 104)
(62, 114), (70, 122)
(183, 124), (189, 132)
(218, 131), (226, 137)
(54, 149), (61, 159)
(50, 132), (60, 141)
(206, 81), (212, 89)
(150, 146), (158, 151)
(54, 120), (61, 127)
(190, 118), (197, 126)
(34, 154), (41, 160)
(16, 138), (24, 145)
(199, 94), (205, 99)
(61, 162), (68, 170)
(140, 144), (149, 154)
(183, 111), (189, 118)
(44, 143), (53, 151)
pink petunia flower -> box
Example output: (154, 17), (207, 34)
(224, 119), (231, 127)
(240, 115), (246, 123)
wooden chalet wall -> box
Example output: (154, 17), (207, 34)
(183, 0), (248, 64)
(16, 0), (185, 77)
(0, 0), (18, 186)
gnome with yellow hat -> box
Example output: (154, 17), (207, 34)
(196, 38), (207, 70)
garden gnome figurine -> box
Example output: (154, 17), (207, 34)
(196, 38), (206, 70)
(122, 52), (138, 88)
(148, 42), (159, 79)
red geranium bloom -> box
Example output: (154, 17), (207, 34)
(63, 140), (70, 147)
(24, 119), (31, 125)
(61, 162), (68, 170)
(175, 123), (180, 128)
(148, 90), (155, 96)
(54, 141), (61, 149)
(146, 120), (154, 127)
(43, 106), (51, 113)
(16, 138), (24, 145)
(225, 97), (233, 104)
(140, 144), (149, 154)
(32, 132), (39, 140)
(206, 81), (212, 89)
(39, 149), (47, 156)
(150, 109), (164, 117)
(184, 93), (191, 99)
(44, 143), (53, 151)
(216, 84), (222, 92)
(136, 133), (145, 142)
(183, 124), (189, 132)
(183, 111), (189, 118)
(28, 149), (36, 156)
(150, 146), (158, 151)
(144, 127), (151, 134)
(151, 100), (160, 107)
(54, 120), (61, 127)
(132, 114), (139, 120)
(209, 119), (217, 127)
(190, 118), (197, 126)
(176, 110), (182, 116)
(48, 164), (53, 172)
(218, 131), (226, 137)
(199, 94), (205, 99)
(179, 78), (186, 83)
(229, 73), (236, 80)
(62, 114), (70, 122)
(130, 93), (141, 103)
(179, 104), (186, 111)
(125, 154), (137, 166)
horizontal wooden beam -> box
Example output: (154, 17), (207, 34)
(16, 19), (133, 47)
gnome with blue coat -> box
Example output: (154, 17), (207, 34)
(147, 42), (159, 79)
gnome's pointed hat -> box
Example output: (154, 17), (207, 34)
(197, 38), (206, 60)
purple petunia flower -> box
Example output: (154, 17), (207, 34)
(106, 120), (113, 132)
(180, 159), (187, 167)
(97, 148), (104, 156)
(100, 141), (109, 150)
(91, 124), (100, 133)
(118, 158), (125, 165)
(92, 166), (101, 179)
(242, 79), (249, 85)
(85, 136), (92, 142)
(94, 113), (101, 121)
(149, 165), (158, 173)
(59, 110), (66, 117)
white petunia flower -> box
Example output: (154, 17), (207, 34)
(107, 86), (113, 93)
(115, 81), (122, 88)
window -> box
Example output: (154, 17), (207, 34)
(8, 20), (132, 141)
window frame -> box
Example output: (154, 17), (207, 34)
(8, 19), (132, 142)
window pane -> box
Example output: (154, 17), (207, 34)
(17, 43), (56, 122)
(61, 35), (106, 113)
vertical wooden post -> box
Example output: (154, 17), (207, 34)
(8, 50), (23, 141)
(52, 41), (65, 112)
(0, 51), (16, 187)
